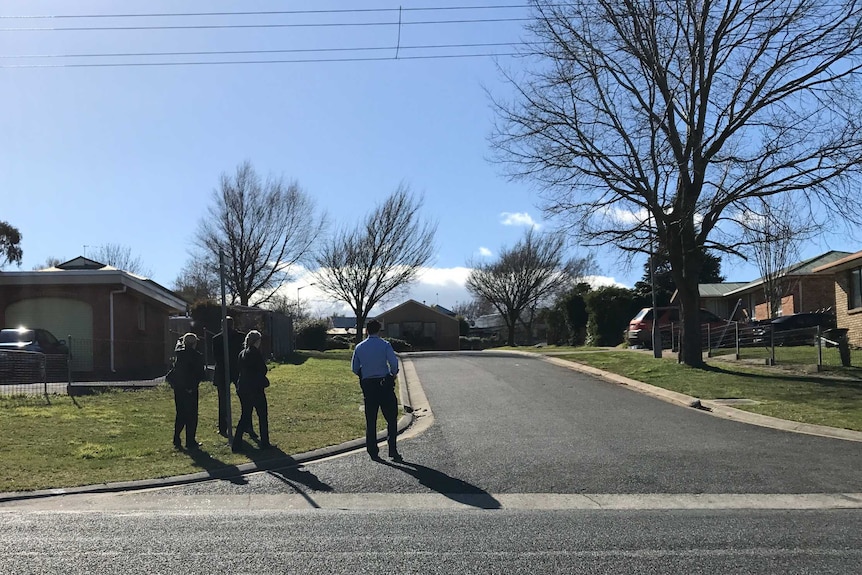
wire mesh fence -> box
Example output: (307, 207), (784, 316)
(0, 350), (70, 396)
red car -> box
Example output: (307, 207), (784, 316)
(627, 307), (727, 349)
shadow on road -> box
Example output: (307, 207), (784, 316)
(184, 446), (249, 486)
(378, 458), (501, 509)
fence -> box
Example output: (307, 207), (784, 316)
(651, 322), (856, 369)
(0, 349), (70, 396)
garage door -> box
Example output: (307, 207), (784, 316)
(5, 298), (94, 371)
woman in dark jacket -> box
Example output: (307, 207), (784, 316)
(171, 332), (206, 450)
(232, 330), (272, 451)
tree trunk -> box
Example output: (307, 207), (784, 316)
(666, 221), (705, 367)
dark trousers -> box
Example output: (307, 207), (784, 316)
(360, 377), (398, 456)
(173, 387), (199, 445)
(234, 390), (269, 446)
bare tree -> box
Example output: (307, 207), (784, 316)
(466, 229), (593, 346)
(32, 256), (64, 270)
(195, 161), (326, 306)
(0, 221), (23, 269)
(451, 298), (494, 321)
(92, 243), (152, 276)
(313, 185), (437, 344)
(739, 197), (819, 320)
(172, 257), (220, 304)
(492, 1), (862, 366)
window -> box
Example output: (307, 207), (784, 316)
(850, 268), (862, 310)
(137, 302), (147, 331)
(387, 323), (400, 338)
(423, 322), (437, 338)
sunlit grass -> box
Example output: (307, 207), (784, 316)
(0, 350), (392, 493)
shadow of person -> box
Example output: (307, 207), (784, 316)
(185, 445), (249, 486)
(377, 458), (501, 509)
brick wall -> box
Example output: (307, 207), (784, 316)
(834, 271), (862, 347)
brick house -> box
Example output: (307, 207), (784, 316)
(812, 251), (862, 348)
(0, 256), (188, 379)
(375, 299), (460, 351)
(717, 251), (850, 322)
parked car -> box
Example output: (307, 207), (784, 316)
(0, 328), (69, 355)
(752, 312), (837, 346)
(627, 306), (727, 349)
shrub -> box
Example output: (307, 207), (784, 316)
(325, 336), (351, 350)
(386, 338), (413, 352)
(295, 319), (329, 351)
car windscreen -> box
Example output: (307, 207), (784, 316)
(0, 330), (35, 343)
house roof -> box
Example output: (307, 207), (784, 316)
(0, 255), (188, 311)
(330, 316), (356, 329)
(473, 313), (506, 329)
(698, 282), (750, 298)
(811, 250), (862, 274)
(724, 250), (853, 296)
(376, 299), (459, 323)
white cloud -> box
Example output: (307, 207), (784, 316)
(477, 246), (493, 257)
(276, 267), (629, 318)
(500, 212), (540, 228)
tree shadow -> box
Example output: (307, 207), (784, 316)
(377, 458), (501, 509)
(702, 363), (862, 391)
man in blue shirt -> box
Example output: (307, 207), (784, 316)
(351, 319), (401, 461)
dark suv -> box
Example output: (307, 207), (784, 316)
(753, 312), (837, 346)
(0, 328), (69, 355)
(627, 306), (726, 349)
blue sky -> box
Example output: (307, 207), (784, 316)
(2, 1), (857, 316)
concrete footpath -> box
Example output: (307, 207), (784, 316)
(1, 351), (859, 503)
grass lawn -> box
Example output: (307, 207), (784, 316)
(0, 350), (394, 493)
(521, 346), (862, 433)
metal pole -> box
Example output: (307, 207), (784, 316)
(649, 212), (662, 358)
(219, 250), (233, 444)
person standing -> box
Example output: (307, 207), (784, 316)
(212, 316), (255, 438)
(232, 330), (273, 452)
(351, 319), (401, 461)
(171, 332), (206, 450)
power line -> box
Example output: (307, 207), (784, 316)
(0, 51), (520, 69)
(0, 17), (530, 33)
(0, 4), (535, 20)
(0, 42), (519, 60)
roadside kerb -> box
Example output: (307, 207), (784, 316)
(504, 350), (862, 444)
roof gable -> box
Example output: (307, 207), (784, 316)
(377, 299), (459, 322)
(56, 256), (108, 270)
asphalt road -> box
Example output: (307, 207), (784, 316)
(1, 352), (860, 574)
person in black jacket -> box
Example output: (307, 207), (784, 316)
(232, 330), (272, 452)
(212, 316), (248, 438)
(171, 332), (207, 450)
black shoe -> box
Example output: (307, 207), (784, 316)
(389, 451), (403, 462)
(218, 429), (228, 438)
(172, 439), (183, 450)
(369, 452), (382, 461)
(187, 441), (203, 450)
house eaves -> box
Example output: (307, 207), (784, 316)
(0, 269), (188, 312)
(724, 250), (853, 297)
(377, 299), (459, 323)
(811, 250), (862, 274)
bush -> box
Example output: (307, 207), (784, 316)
(325, 336), (351, 350)
(295, 319), (329, 351)
(386, 338), (413, 352)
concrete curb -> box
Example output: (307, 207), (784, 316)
(0, 370), (416, 503)
(511, 350), (862, 443)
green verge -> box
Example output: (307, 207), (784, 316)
(522, 348), (862, 433)
(0, 350), (397, 493)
